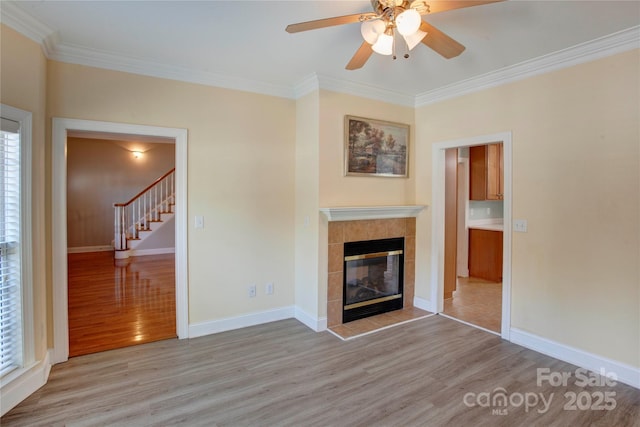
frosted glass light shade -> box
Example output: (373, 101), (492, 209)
(361, 19), (386, 45)
(372, 33), (393, 55)
(396, 9), (421, 36)
(403, 29), (427, 50)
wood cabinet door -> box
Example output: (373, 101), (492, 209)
(468, 229), (503, 282)
(469, 145), (487, 200)
(486, 143), (503, 200)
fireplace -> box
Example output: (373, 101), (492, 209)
(343, 237), (404, 323)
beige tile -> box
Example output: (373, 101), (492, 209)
(327, 272), (343, 301)
(328, 243), (343, 274)
(328, 222), (344, 244)
(404, 259), (415, 288)
(343, 318), (379, 335)
(344, 220), (370, 242)
(404, 235), (415, 262)
(386, 218), (406, 238)
(402, 286), (415, 308)
(328, 325), (354, 339)
(442, 277), (502, 333)
(327, 300), (343, 328)
(406, 218), (416, 236)
(329, 307), (433, 339)
(367, 219), (387, 241)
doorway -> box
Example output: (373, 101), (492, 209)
(65, 134), (177, 356)
(51, 118), (189, 364)
(430, 132), (512, 340)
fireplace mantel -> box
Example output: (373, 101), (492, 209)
(319, 205), (427, 222)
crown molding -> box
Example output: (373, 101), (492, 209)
(415, 25), (640, 108)
(316, 74), (415, 107)
(0, 1), (57, 57)
(3, 1), (638, 107)
(1, 2), (51, 45)
(48, 43), (296, 99)
(293, 73), (321, 98)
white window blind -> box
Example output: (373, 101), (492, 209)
(0, 117), (22, 378)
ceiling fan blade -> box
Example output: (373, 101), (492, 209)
(346, 42), (374, 70)
(416, 0), (505, 15)
(419, 21), (465, 59)
(286, 13), (376, 33)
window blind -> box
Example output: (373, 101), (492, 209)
(0, 118), (22, 378)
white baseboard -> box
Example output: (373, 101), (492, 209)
(0, 350), (52, 417)
(295, 307), (327, 332)
(188, 306), (295, 338)
(67, 245), (113, 253)
(130, 247), (175, 256)
(510, 328), (640, 390)
(413, 296), (435, 312)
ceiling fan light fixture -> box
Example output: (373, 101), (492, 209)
(403, 28), (427, 50)
(395, 8), (421, 36)
(361, 19), (386, 45)
(372, 32), (394, 55)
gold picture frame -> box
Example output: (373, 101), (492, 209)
(344, 115), (409, 178)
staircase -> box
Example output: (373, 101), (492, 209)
(113, 168), (175, 259)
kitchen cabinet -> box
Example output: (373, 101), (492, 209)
(470, 143), (503, 200)
(468, 228), (503, 282)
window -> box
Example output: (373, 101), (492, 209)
(1, 118), (22, 377)
(0, 106), (33, 380)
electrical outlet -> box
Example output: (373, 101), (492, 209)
(514, 219), (528, 233)
(248, 284), (257, 298)
(265, 282), (274, 295)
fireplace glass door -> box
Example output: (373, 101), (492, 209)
(343, 237), (404, 323)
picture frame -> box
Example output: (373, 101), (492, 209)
(344, 115), (409, 178)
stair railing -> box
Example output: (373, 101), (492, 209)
(114, 168), (175, 251)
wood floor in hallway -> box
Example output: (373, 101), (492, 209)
(443, 276), (502, 333)
(67, 251), (176, 357)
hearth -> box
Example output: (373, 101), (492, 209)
(343, 237), (404, 323)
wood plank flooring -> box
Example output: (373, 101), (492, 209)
(2, 316), (638, 426)
(443, 276), (502, 333)
(68, 252), (176, 357)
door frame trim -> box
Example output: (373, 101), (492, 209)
(430, 132), (512, 340)
(51, 118), (188, 363)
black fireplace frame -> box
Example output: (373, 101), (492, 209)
(342, 237), (404, 323)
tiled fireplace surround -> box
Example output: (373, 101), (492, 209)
(326, 217), (416, 328)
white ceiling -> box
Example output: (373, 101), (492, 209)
(3, 1), (640, 104)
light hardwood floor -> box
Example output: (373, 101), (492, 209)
(443, 277), (502, 333)
(68, 251), (176, 357)
(2, 316), (638, 426)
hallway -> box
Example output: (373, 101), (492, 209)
(67, 252), (176, 357)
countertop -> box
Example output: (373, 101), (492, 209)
(468, 220), (504, 232)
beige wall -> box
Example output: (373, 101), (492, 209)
(415, 49), (640, 367)
(0, 25), (48, 361)
(47, 61), (297, 323)
(318, 90), (416, 207)
(294, 91), (321, 320)
(67, 138), (175, 248)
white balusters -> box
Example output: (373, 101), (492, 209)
(113, 168), (175, 255)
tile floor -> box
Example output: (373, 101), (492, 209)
(329, 306), (432, 340)
(443, 276), (502, 333)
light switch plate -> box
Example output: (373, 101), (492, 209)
(194, 215), (204, 229)
(514, 219), (528, 232)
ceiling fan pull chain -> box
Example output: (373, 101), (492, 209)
(392, 30), (397, 60)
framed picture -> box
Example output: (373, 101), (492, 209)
(344, 115), (409, 178)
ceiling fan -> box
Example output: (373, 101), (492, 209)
(286, 0), (503, 70)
